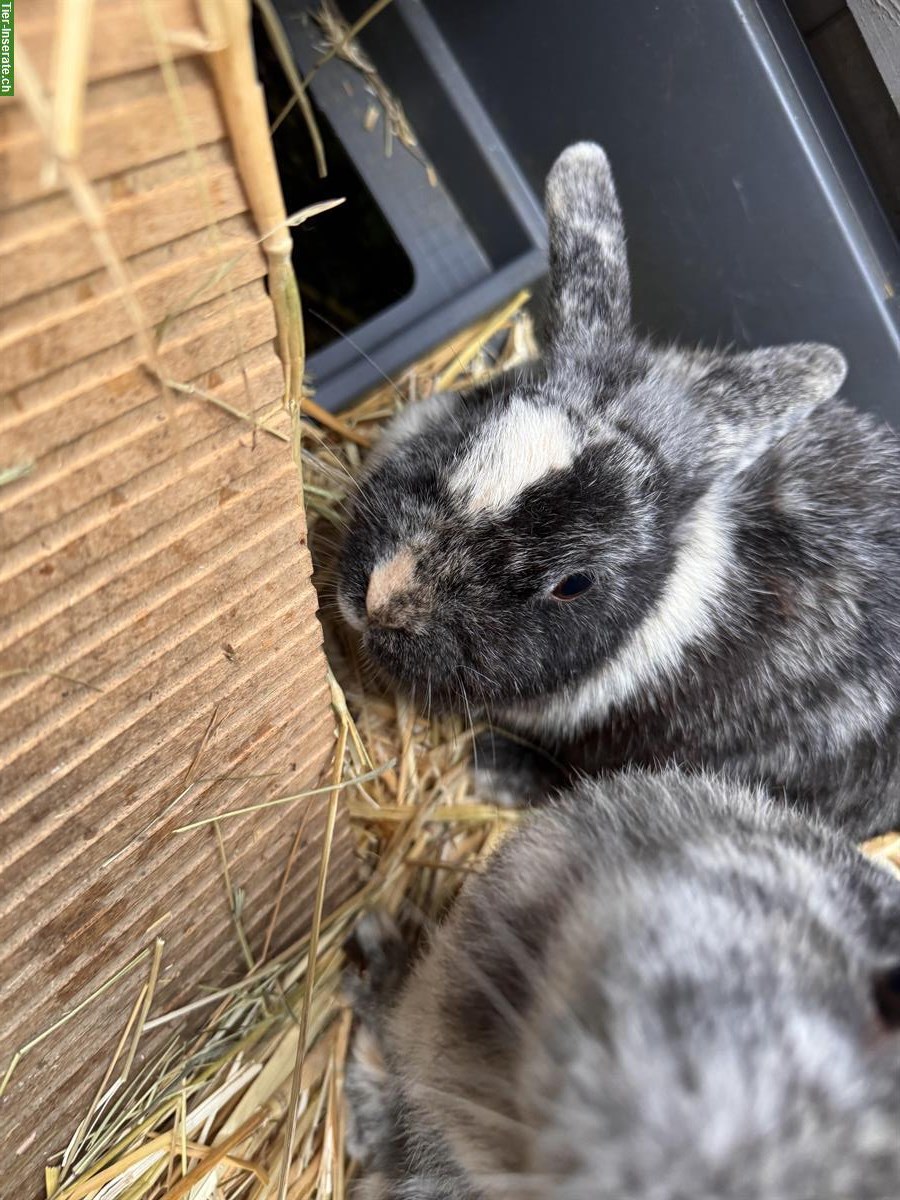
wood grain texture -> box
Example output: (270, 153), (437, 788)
(19, 0), (203, 85)
(0, 15), (344, 1198)
(0, 160), (247, 306)
(0, 68), (225, 207)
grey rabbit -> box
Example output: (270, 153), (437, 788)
(344, 770), (900, 1199)
(338, 141), (900, 839)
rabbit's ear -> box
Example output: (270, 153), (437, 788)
(545, 143), (632, 359)
(694, 343), (848, 419)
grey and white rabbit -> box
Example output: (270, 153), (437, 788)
(338, 142), (900, 838)
(345, 770), (900, 1200)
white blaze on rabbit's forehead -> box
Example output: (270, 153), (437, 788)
(449, 399), (578, 514)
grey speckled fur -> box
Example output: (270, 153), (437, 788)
(346, 771), (900, 1200)
(339, 143), (900, 839)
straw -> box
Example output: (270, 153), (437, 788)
(51, 0), (96, 163)
(270, 0), (395, 135)
(201, 0), (306, 409)
(254, 0), (328, 177)
(310, 0), (437, 183)
(1, 948), (153, 1100)
(277, 686), (347, 1200)
(0, 461), (36, 487)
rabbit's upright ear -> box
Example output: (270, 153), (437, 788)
(695, 343), (848, 419)
(545, 143), (632, 360)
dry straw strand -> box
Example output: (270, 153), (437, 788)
(306, 0), (395, 88)
(172, 760), (393, 831)
(1, 946), (153, 1100)
(122, 940), (167, 1084)
(202, 0), (306, 408)
(254, 0), (328, 176)
(0, 461), (36, 487)
(270, 0), (395, 134)
(51, 0), (96, 162)
(435, 288), (532, 391)
(58, 980), (151, 1179)
(277, 695), (348, 1200)
(261, 798), (317, 962)
(158, 1111), (274, 1200)
(213, 821), (257, 972)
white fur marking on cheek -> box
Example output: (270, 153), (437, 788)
(338, 587), (365, 632)
(513, 489), (734, 736)
(450, 400), (577, 514)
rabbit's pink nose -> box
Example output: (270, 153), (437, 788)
(366, 549), (416, 620)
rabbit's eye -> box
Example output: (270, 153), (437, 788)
(874, 966), (900, 1029)
(551, 573), (594, 601)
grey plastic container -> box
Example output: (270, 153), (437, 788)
(279, 0), (900, 421)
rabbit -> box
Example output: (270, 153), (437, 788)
(344, 769), (900, 1200)
(338, 141), (900, 839)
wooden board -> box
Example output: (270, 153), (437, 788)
(0, 4), (345, 1195)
